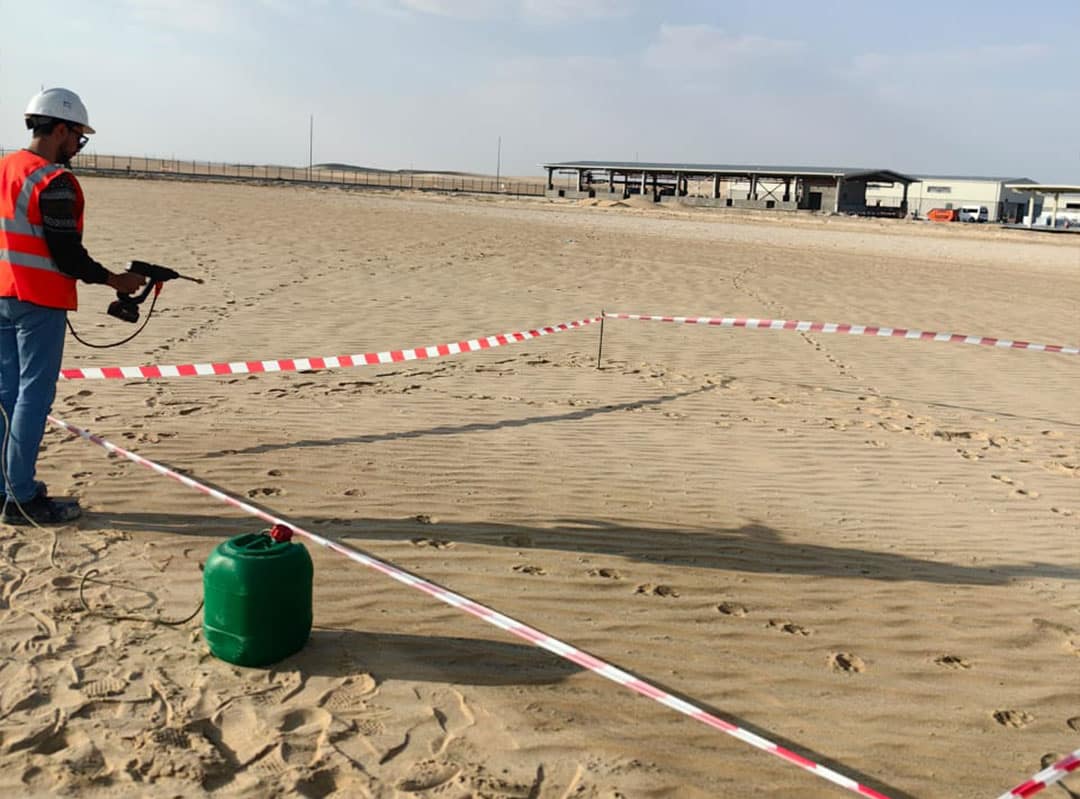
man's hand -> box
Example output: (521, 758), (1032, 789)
(106, 271), (148, 295)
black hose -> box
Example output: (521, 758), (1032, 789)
(66, 289), (160, 348)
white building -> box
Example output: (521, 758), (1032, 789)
(865, 175), (1036, 222)
(1005, 184), (1080, 229)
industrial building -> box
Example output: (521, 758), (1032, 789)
(542, 161), (915, 216)
(864, 175), (1037, 222)
(1004, 183), (1080, 230)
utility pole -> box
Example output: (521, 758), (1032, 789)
(496, 136), (502, 189)
(308, 114), (313, 181)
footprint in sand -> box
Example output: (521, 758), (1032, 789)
(398, 761), (462, 793)
(321, 675), (379, 715)
(1012, 488), (1040, 499)
(935, 430), (985, 442)
(353, 716), (387, 736)
(247, 487), (283, 498)
(512, 564), (546, 576)
(250, 745), (289, 778)
(151, 727), (191, 748)
(1067, 717), (1080, 732)
(81, 677), (127, 698)
(829, 653), (866, 673)
(501, 534), (533, 548)
(767, 619), (812, 636)
(635, 583), (679, 598)
(296, 770), (339, 797)
(413, 514), (437, 525)
(206, 704), (287, 767)
(991, 474), (1015, 485)
(280, 707), (333, 736)
(716, 602), (748, 617)
(249, 672), (303, 706)
(411, 538), (454, 549)
(587, 568), (623, 580)
(1, 675), (44, 717)
(1049, 462), (1080, 478)
(993, 709), (1034, 728)
(1033, 618), (1076, 638)
(934, 655), (972, 670)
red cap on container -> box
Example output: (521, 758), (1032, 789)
(269, 524), (294, 542)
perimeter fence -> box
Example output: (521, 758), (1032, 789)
(0, 149), (547, 198)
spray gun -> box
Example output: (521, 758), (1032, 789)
(107, 260), (204, 323)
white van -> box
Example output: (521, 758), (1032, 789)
(958, 206), (989, 223)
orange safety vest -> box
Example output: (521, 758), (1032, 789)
(0, 149), (81, 310)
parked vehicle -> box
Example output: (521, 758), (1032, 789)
(958, 206), (989, 223)
(927, 208), (958, 222)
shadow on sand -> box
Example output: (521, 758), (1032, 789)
(98, 508), (1080, 588)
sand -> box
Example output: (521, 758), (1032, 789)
(1, 178), (1078, 798)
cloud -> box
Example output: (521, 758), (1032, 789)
(644, 24), (805, 71)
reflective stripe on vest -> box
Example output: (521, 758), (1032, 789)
(0, 153), (79, 310)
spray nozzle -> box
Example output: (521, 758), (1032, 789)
(269, 524), (294, 543)
(107, 260), (204, 323)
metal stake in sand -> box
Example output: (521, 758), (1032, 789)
(596, 308), (605, 369)
(49, 413), (895, 799)
(996, 748), (1080, 799)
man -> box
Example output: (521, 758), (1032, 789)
(0, 88), (146, 525)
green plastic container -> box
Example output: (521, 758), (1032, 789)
(203, 529), (313, 667)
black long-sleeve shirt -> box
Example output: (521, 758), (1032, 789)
(37, 172), (110, 284)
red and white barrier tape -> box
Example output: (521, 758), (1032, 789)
(49, 412), (892, 799)
(59, 317), (600, 380)
(605, 313), (1080, 356)
(997, 749), (1080, 798)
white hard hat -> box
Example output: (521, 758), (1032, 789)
(24, 88), (95, 134)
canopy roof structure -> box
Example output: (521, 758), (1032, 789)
(543, 160), (914, 184)
(1003, 184), (1080, 231)
(1005, 183), (1080, 194)
(919, 174), (1034, 183)
(541, 160), (915, 215)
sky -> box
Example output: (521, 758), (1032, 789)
(2, 0), (1078, 181)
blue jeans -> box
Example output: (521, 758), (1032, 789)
(0, 297), (67, 503)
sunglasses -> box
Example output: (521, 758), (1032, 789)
(67, 124), (89, 150)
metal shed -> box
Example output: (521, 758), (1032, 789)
(542, 160), (915, 216)
(866, 175), (1037, 222)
